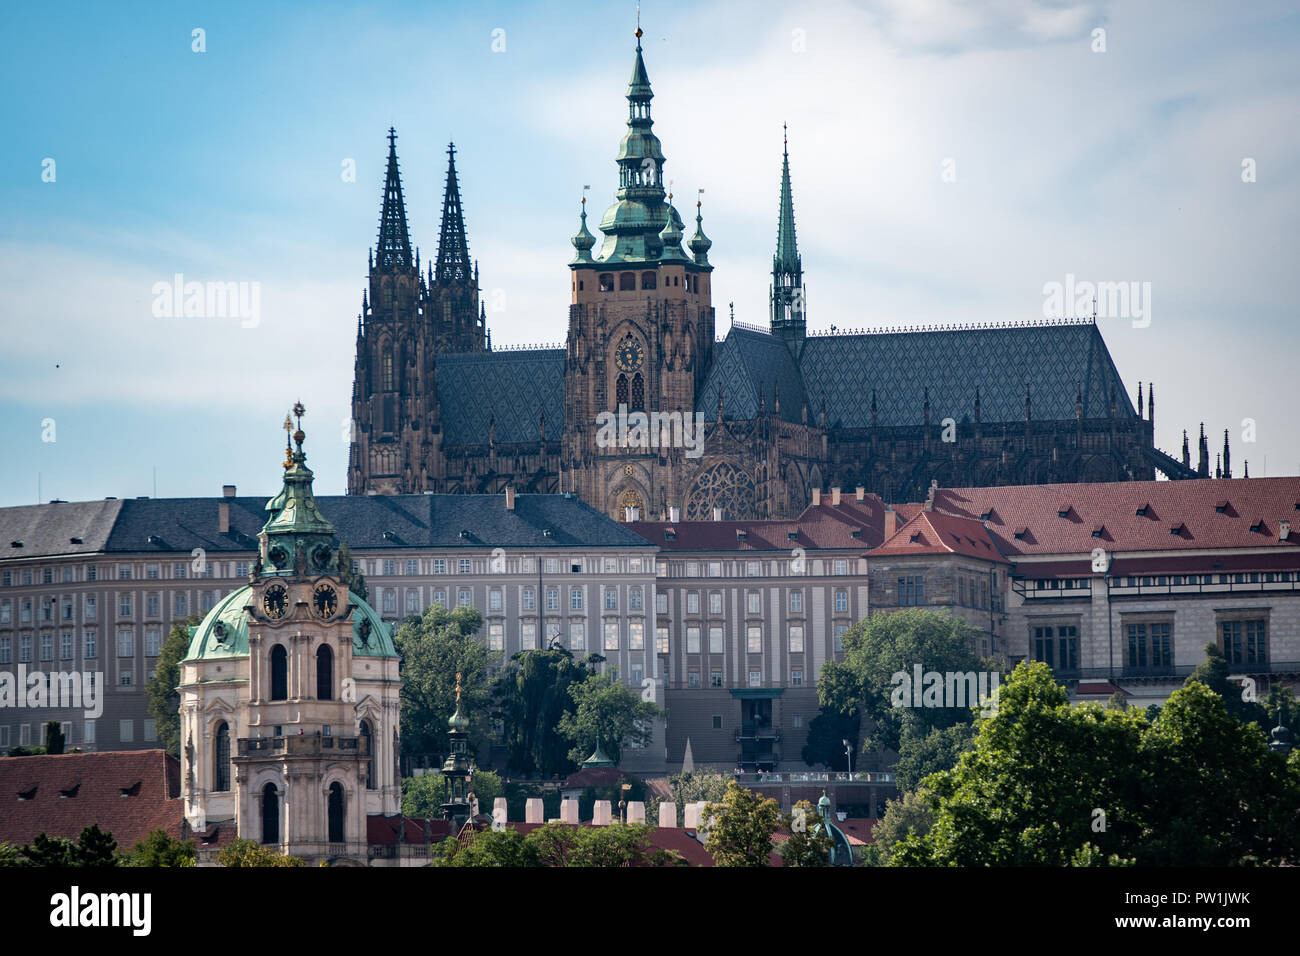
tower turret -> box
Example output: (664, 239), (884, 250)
(770, 124), (806, 353)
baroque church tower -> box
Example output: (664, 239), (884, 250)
(563, 28), (718, 520)
(349, 130), (486, 495)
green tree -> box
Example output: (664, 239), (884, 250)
(395, 603), (490, 762)
(123, 829), (196, 867)
(76, 824), (118, 867)
(492, 647), (589, 776)
(800, 705), (861, 770)
(216, 838), (305, 867)
(401, 770), (503, 818)
(891, 722), (976, 792)
(1264, 683), (1297, 731)
(432, 827), (538, 867)
(44, 721), (65, 754)
(146, 613), (202, 757)
(557, 669), (660, 766)
(564, 823), (658, 867)
(19, 833), (78, 867)
(1184, 642), (1269, 730)
(777, 800), (834, 867)
(700, 781), (781, 867)
(861, 789), (934, 866)
(661, 769), (731, 827)
(337, 542), (367, 601)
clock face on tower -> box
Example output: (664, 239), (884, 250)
(312, 583), (338, 619)
(614, 337), (644, 373)
(262, 583), (289, 619)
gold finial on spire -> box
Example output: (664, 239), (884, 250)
(635, 2), (642, 40)
(291, 401), (306, 451)
(282, 413), (294, 468)
(455, 670), (463, 703)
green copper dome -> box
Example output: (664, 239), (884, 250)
(570, 201), (596, 264)
(184, 585), (397, 662)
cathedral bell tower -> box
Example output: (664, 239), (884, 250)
(563, 25), (717, 520)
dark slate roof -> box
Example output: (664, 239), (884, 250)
(695, 320), (1134, 429)
(0, 499), (123, 559)
(8, 493), (653, 556)
(799, 321), (1134, 429)
(435, 349), (565, 446)
(697, 326), (805, 424)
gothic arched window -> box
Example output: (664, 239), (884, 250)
(615, 374), (629, 409)
(631, 373), (645, 412)
(213, 722), (230, 793)
(360, 719), (375, 790)
(599, 274), (614, 292)
(382, 352), (394, 391)
(327, 782), (345, 843)
(316, 644), (333, 701)
(261, 783), (279, 845)
(686, 462), (757, 521)
(641, 271), (656, 290)
(269, 645), (288, 701)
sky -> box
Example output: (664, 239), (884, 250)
(1, 0), (1297, 507)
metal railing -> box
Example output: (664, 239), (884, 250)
(237, 734), (368, 757)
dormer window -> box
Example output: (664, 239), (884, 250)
(1250, 521), (1266, 534)
(1170, 523), (1186, 535)
(1135, 504), (1149, 517)
(664, 530), (676, 541)
(1215, 500), (1229, 513)
(787, 531), (799, 541)
(1057, 507), (1071, 519)
(1014, 527), (1029, 540)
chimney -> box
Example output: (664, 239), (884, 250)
(884, 506), (897, 539)
(1281, 520), (1291, 541)
(831, 487), (841, 507)
(812, 488), (821, 507)
(712, 507), (722, 522)
(222, 484), (236, 498)
(505, 486), (516, 510)
(855, 486), (865, 502)
(217, 488), (231, 535)
(669, 505), (681, 523)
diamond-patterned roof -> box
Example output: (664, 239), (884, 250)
(697, 327), (806, 423)
(435, 349), (565, 446)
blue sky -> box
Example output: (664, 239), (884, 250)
(1, 0), (1298, 506)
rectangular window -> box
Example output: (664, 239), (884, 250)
(630, 557), (642, 573)
(200, 592), (215, 613)
(746, 592), (760, 614)
(686, 626), (701, 654)
(746, 561), (760, 577)
(571, 587), (584, 611)
(433, 559), (447, 575)
(145, 627), (161, 657)
(791, 668), (804, 686)
(406, 590), (419, 615)
(146, 594), (160, 617)
(41, 600), (53, 622)
(458, 559), (472, 574)
(1222, 619), (1268, 666)
(0, 636), (9, 664)
(1, 571), (9, 587)
(120, 720), (134, 742)
(686, 592), (700, 615)
(84, 629), (97, 659)
(708, 592), (722, 615)
(143, 719), (156, 742)
(119, 594), (132, 617)
(488, 623), (504, 651)
(406, 559), (419, 575)
(0, 726), (8, 748)
(142, 565), (156, 580)
(656, 626), (669, 654)
(382, 590), (397, 615)
(202, 563), (214, 579)
(631, 665), (643, 685)
(120, 668), (133, 687)
(488, 589), (503, 612)
(569, 620), (585, 650)
(1036, 626), (1056, 667)
(1057, 625), (1079, 671)
(834, 559), (849, 575)
(21, 601), (31, 623)
(897, 575), (925, 607)
(83, 720), (95, 745)
(522, 587), (536, 611)
(629, 620), (644, 650)
(603, 621), (619, 650)
(545, 558), (560, 574)
(789, 625), (804, 653)
(86, 566), (97, 582)
(22, 570), (32, 586)
(834, 589), (849, 613)
(457, 588), (472, 608)
(602, 557), (616, 573)
(571, 559), (584, 574)
(629, 587), (643, 611)
(42, 567), (53, 584)
(434, 589), (447, 607)
(235, 562), (249, 578)
(709, 562), (722, 577)
(834, 624), (847, 652)
(61, 630), (73, 660)
(117, 629), (134, 657)
(40, 633), (52, 661)
(687, 670), (701, 688)
(603, 587), (618, 610)
(174, 593), (187, 616)
(747, 624), (762, 654)
(748, 669), (762, 687)
(709, 625), (724, 654)
(382, 560), (395, 576)
(546, 587), (559, 611)
(0, 602), (8, 624)
(521, 622), (537, 650)
(62, 600), (73, 621)
(686, 562), (700, 578)
(85, 596), (95, 620)
(173, 563), (187, 579)
(710, 669), (723, 688)
(789, 591), (803, 613)
(20, 725), (31, 746)
(655, 593), (667, 614)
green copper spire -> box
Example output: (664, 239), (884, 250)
(771, 124), (805, 350)
(658, 190), (690, 264)
(593, 27), (671, 265)
(260, 403), (336, 577)
(688, 197), (713, 269)
(570, 196), (596, 264)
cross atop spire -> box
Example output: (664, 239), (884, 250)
(376, 128), (413, 270)
(435, 142), (472, 283)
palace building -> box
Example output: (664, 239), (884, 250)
(346, 28), (1205, 521)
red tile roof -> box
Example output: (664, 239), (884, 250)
(366, 815), (450, 845)
(0, 749), (185, 850)
(872, 510), (1008, 562)
(930, 477), (1300, 558)
(561, 767), (627, 790)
